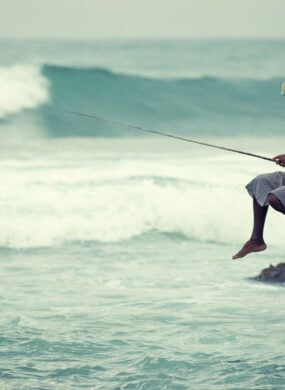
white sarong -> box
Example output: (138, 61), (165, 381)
(246, 171), (285, 207)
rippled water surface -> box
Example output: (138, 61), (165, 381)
(1, 234), (285, 389)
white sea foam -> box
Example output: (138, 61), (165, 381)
(0, 64), (49, 118)
(0, 138), (283, 249)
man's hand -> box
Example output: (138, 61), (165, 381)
(273, 154), (285, 167)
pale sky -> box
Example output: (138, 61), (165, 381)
(1, 0), (285, 40)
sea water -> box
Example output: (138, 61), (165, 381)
(0, 39), (285, 389)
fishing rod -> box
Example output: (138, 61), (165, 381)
(67, 111), (275, 163)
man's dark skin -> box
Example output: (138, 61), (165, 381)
(232, 154), (285, 260)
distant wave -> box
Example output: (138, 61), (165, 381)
(0, 63), (284, 137)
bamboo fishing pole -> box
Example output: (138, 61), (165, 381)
(67, 111), (275, 163)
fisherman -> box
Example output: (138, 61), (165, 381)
(233, 82), (285, 259)
(70, 85), (285, 261)
(232, 154), (285, 259)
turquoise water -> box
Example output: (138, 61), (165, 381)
(0, 40), (285, 389)
(1, 239), (285, 389)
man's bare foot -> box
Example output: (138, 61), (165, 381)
(232, 239), (267, 260)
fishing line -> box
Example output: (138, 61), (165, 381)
(67, 111), (275, 163)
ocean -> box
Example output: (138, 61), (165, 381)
(0, 39), (285, 389)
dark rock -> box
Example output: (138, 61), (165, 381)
(253, 263), (285, 283)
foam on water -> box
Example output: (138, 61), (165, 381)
(0, 138), (283, 249)
(0, 64), (49, 118)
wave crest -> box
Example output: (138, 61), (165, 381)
(0, 64), (284, 137)
(0, 64), (49, 118)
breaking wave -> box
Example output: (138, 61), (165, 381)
(0, 149), (283, 249)
(0, 64), (284, 137)
(0, 64), (49, 118)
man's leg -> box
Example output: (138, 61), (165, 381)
(232, 197), (268, 260)
(268, 193), (285, 214)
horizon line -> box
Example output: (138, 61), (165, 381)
(1, 35), (285, 43)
